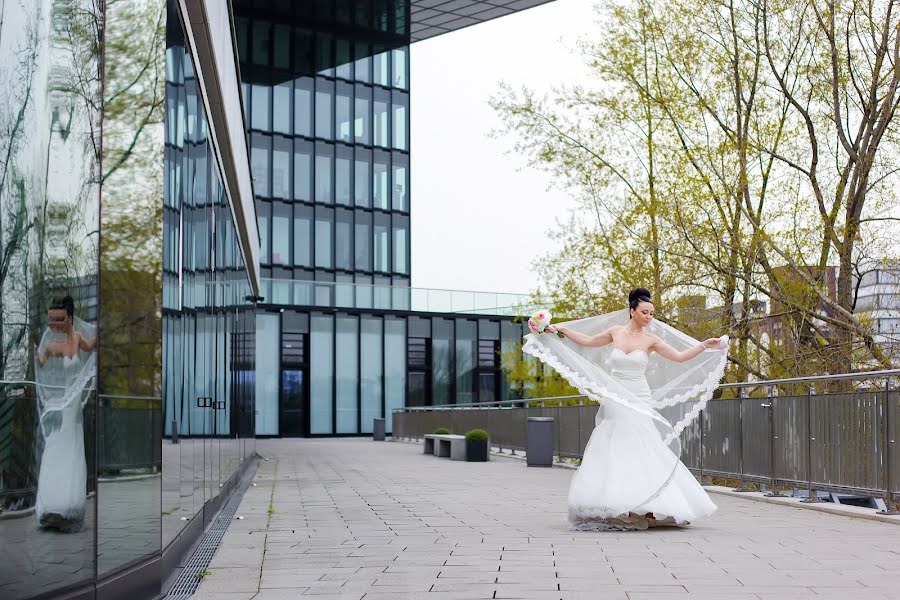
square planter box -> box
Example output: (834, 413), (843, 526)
(466, 439), (489, 462)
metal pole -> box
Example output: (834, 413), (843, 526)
(763, 385), (784, 497)
(733, 388), (753, 492)
(801, 383), (823, 503)
(879, 377), (899, 515)
(699, 408), (711, 486)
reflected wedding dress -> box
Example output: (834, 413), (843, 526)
(567, 348), (716, 530)
(35, 320), (95, 532)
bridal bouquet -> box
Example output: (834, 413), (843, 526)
(528, 310), (565, 338)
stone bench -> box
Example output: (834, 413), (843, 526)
(423, 434), (466, 461)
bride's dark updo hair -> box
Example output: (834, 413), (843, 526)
(628, 288), (653, 318)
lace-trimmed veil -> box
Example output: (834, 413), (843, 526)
(35, 317), (97, 437)
(523, 309), (728, 511)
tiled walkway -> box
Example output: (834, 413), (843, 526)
(193, 439), (900, 600)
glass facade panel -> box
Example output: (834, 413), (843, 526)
(258, 201), (271, 264)
(456, 320), (477, 405)
(274, 25), (291, 69)
(336, 273), (354, 307)
(355, 211), (372, 271)
(354, 43), (371, 83)
(392, 154), (408, 212)
(373, 154), (389, 210)
(315, 79), (333, 138)
(432, 319), (453, 406)
(294, 78), (313, 136)
(336, 83), (353, 143)
(252, 83), (271, 131)
(374, 213), (390, 273)
(336, 39), (353, 79)
(361, 318), (383, 433)
(273, 203), (291, 265)
(393, 215), (409, 275)
(0, 0), (103, 592)
(336, 316), (359, 433)
(373, 91), (389, 147)
(384, 319), (406, 432)
(393, 47), (408, 89)
(335, 209), (353, 270)
(354, 85), (371, 144)
(256, 314), (280, 435)
(336, 148), (352, 205)
(294, 205), (313, 267)
(251, 134), (271, 197)
(272, 137), (291, 199)
(294, 140), (313, 201)
(315, 33), (334, 77)
(252, 21), (270, 65)
(273, 81), (292, 133)
(373, 50), (389, 86)
(315, 207), (333, 268)
(315, 145), (333, 203)
(311, 315), (334, 434)
(356, 274), (373, 309)
(501, 322), (523, 401)
(354, 150), (371, 207)
(393, 96), (408, 150)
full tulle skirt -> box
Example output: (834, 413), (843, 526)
(35, 411), (87, 532)
(568, 400), (716, 531)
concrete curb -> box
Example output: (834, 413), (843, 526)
(703, 485), (900, 526)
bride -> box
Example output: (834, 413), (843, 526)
(34, 295), (97, 532)
(524, 288), (728, 531)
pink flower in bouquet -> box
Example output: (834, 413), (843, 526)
(529, 310), (565, 338)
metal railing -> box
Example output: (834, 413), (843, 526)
(255, 279), (536, 315)
(0, 381), (161, 511)
(393, 370), (900, 508)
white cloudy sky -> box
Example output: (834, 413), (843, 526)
(410, 0), (599, 295)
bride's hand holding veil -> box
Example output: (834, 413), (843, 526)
(551, 326), (613, 348)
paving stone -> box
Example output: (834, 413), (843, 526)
(183, 439), (900, 600)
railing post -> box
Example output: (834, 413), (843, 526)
(763, 384), (784, 497)
(801, 383), (824, 503)
(879, 377), (898, 515)
(699, 408), (711, 486)
(733, 387), (753, 492)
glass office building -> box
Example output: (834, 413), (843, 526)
(1, 1), (552, 598)
(233, 0), (539, 438)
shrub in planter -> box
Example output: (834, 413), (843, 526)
(433, 427), (450, 434)
(465, 429), (489, 462)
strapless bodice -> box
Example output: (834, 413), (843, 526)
(608, 347), (649, 381)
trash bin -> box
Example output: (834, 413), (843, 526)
(373, 418), (386, 441)
(527, 417), (554, 467)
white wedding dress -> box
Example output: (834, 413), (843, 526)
(35, 354), (89, 531)
(567, 347), (717, 531)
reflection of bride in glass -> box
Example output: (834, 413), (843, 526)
(34, 295), (97, 531)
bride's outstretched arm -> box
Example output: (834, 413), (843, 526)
(652, 336), (722, 363)
(553, 326), (614, 348)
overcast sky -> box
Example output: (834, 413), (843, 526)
(410, 0), (599, 295)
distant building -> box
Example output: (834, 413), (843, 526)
(854, 260), (900, 361)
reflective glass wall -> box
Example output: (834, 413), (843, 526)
(162, 1), (257, 551)
(0, 0), (102, 597)
(1, 0), (259, 598)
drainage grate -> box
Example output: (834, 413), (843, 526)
(164, 458), (259, 599)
